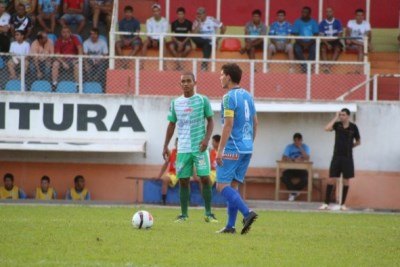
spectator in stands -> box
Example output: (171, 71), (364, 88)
(115, 5), (141, 56)
(52, 26), (82, 88)
(346, 8), (371, 62)
(89, 0), (112, 30)
(169, 7), (192, 69)
(10, 3), (33, 39)
(14, 0), (36, 23)
(35, 175), (57, 200)
(209, 134), (220, 186)
(241, 9), (267, 60)
(59, 0), (85, 34)
(0, 0), (13, 12)
(141, 4), (168, 57)
(37, 0), (60, 33)
(319, 7), (343, 73)
(0, 3), (11, 53)
(192, 7), (226, 71)
(281, 133), (310, 201)
(83, 28), (108, 82)
(30, 31), (54, 79)
(66, 175), (91, 200)
(158, 138), (178, 205)
(0, 173), (27, 199)
(292, 6), (319, 73)
(268, 9), (294, 65)
(7, 30), (30, 79)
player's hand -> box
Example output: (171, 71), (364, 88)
(216, 151), (223, 166)
(199, 139), (208, 152)
(162, 147), (170, 161)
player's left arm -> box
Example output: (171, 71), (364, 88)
(353, 125), (361, 147)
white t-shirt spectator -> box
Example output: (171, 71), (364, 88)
(0, 12), (11, 27)
(347, 20), (371, 40)
(193, 16), (223, 40)
(9, 40), (30, 64)
(146, 17), (168, 40)
(83, 38), (108, 55)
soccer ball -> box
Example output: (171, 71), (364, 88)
(132, 210), (154, 229)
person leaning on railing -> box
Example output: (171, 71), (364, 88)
(29, 31), (54, 80)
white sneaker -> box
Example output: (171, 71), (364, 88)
(340, 205), (348, 211)
(288, 192), (300, 202)
(318, 203), (329, 210)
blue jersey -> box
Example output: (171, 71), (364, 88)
(293, 18), (319, 42)
(221, 88), (256, 154)
(283, 143), (310, 160)
(319, 18), (343, 36)
(269, 21), (292, 42)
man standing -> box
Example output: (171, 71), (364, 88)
(216, 63), (258, 234)
(320, 108), (361, 211)
(162, 72), (217, 223)
(241, 9), (267, 60)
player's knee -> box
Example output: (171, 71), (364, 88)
(200, 177), (210, 185)
(179, 178), (190, 187)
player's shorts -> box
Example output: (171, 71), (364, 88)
(216, 151), (252, 184)
(329, 156), (355, 179)
(209, 170), (216, 185)
(269, 41), (293, 54)
(321, 39), (343, 50)
(61, 14), (85, 23)
(170, 39), (192, 51)
(176, 151), (210, 179)
(167, 173), (179, 187)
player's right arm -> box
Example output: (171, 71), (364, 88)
(324, 112), (339, 131)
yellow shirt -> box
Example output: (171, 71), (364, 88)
(69, 188), (89, 200)
(35, 187), (55, 200)
(0, 186), (19, 199)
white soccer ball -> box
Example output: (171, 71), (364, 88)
(132, 210), (154, 229)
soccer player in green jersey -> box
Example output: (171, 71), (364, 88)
(162, 72), (218, 223)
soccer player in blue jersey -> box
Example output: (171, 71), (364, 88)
(215, 63), (258, 234)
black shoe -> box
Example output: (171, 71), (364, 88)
(241, 211), (258, 235)
(216, 227), (236, 234)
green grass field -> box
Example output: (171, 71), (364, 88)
(0, 204), (399, 267)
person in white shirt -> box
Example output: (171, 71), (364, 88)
(7, 30), (30, 79)
(346, 8), (371, 61)
(192, 7), (226, 71)
(141, 3), (168, 57)
(83, 28), (108, 81)
(0, 3), (11, 53)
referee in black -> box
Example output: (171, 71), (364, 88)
(319, 108), (361, 210)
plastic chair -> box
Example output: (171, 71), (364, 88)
(73, 34), (83, 44)
(47, 33), (57, 44)
(220, 38), (242, 52)
(5, 80), (21, 91)
(31, 80), (52, 92)
(83, 82), (103, 94)
(56, 81), (77, 93)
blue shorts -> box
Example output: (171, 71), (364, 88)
(216, 152), (252, 184)
(61, 14), (85, 23)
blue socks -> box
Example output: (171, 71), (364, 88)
(221, 186), (250, 228)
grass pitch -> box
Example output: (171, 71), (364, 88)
(0, 204), (399, 267)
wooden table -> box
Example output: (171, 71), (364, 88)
(275, 161), (313, 202)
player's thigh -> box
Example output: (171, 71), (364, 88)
(216, 152), (240, 184)
(176, 153), (193, 179)
(329, 157), (342, 178)
(193, 150), (210, 177)
(235, 154), (252, 183)
(342, 158), (355, 179)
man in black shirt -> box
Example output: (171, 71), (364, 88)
(320, 108), (361, 211)
(169, 7), (192, 69)
(10, 4), (33, 40)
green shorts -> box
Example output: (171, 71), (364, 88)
(176, 151), (210, 179)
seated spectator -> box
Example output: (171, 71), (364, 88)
(319, 7), (343, 72)
(158, 138), (178, 205)
(281, 133), (310, 201)
(7, 30), (30, 79)
(141, 4), (168, 57)
(0, 3), (11, 53)
(268, 9), (294, 63)
(192, 7), (226, 71)
(10, 3), (33, 39)
(83, 28), (108, 81)
(35, 175), (57, 200)
(52, 26), (82, 88)
(292, 6), (319, 73)
(209, 134), (220, 186)
(169, 7), (192, 69)
(115, 5), (141, 56)
(241, 9), (267, 60)
(37, 0), (60, 33)
(346, 8), (371, 62)
(30, 31), (54, 79)
(66, 175), (91, 200)
(0, 0), (13, 13)
(0, 173), (27, 199)
(59, 0), (85, 34)
(89, 0), (112, 30)
(14, 0), (37, 23)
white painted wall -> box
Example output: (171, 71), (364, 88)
(0, 95), (399, 172)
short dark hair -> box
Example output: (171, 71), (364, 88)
(181, 72), (196, 82)
(4, 173), (14, 181)
(277, 9), (286, 15)
(74, 175), (84, 183)
(177, 7), (185, 13)
(124, 5), (133, 12)
(212, 134), (221, 142)
(293, 133), (303, 140)
(355, 8), (364, 14)
(41, 176), (50, 183)
(303, 6), (312, 13)
(90, 28), (99, 35)
(17, 3), (25, 9)
(252, 9), (262, 16)
(341, 108), (350, 115)
(221, 63), (242, 84)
